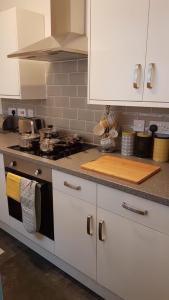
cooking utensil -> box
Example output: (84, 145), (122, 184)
(40, 138), (60, 153)
(19, 133), (39, 149)
(81, 156), (161, 184)
(39, 125), (59, 140)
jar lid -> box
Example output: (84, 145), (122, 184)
(122, 131), (135, 136)
(155, 133), (169, 139)
(137, 132), (151, 138)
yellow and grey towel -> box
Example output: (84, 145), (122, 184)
(6, 172), (21, 202)
(20, 178), (40, 234)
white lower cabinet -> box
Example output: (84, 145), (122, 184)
(52, 170), (97, 280)
(0, 154), (9, 225)
(53, 190), (96, 279)
(98, 184), (169, 300)
(52, 170), (169, 299)
(97, 207), (169, 300)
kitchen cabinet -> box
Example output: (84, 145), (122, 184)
(0, 7), (46, 99)
(97, 184), (169, 300)
(143, 0), (169, 102)
(0, 154), (9, 225)
(52, 170), (97, 280)
(88, 0), (169, 107)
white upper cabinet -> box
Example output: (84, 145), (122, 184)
(0, 8), (46, 99)
(143, 0), (169, 103)
(88, 0), (149, 103)
(88, 0), (169, 107)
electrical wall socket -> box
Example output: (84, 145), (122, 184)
(149, 121), (169, 134)
(27, 109), (34, 117)
(8, 107), (17, 115)
(17, 108), (26, 117)
(133, 119), (145, 132)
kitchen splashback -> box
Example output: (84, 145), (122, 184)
(2, 59), (169, 143)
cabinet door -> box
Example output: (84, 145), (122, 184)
(143, 0), (169, 102)
(89, 0), (149, 103)
(0, 155), (9, 225)
(0, 9), (20, 96)
(0, 49), (20, 96)
(53, 190), (96, 280)
(0, 9), (18, 49)
(97, 208), (169, 300)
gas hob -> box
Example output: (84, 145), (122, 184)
(8, 143), (95, 160)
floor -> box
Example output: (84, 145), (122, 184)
(0, 229), (102, 300)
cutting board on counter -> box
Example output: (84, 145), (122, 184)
(81, 156), (161, 184)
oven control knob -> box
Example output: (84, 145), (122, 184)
(9, 161), (17, 167)
(34, 169), (42, 176)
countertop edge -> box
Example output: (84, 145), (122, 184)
(52, 165), (169, 207)
(1, 143), (169, 207)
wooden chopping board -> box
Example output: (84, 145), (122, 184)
(81, 155), (161, 184)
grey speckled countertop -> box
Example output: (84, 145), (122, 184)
(0, 133), (169, 206)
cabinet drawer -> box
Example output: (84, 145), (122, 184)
(52, 170), (96, 205)
(98, 184), (169, 235)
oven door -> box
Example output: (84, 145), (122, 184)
(6, 167), (54, 241)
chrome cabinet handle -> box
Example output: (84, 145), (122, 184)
(122, 202), (148, 216)
(133, 64), (141, 89)
(34, 169), (42, 176)
(64, 181), (81, 191)
(147, 63), (155, 89)
(87, 216), (93, 236)
(99, 220), (105, 241)
(9, 161), (17, 167)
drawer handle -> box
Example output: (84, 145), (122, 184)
(122, 202), (148, 216)
(64, 181), (81, 191)
(87, 215), (93, 236)
(99, 220), (105, 241)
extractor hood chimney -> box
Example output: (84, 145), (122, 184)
(8, 0), (87, 62)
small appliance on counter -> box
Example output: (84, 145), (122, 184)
(0, 111), (18, 132)
(18, 117), (45, 134)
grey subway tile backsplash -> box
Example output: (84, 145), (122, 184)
(62, 108), (77, 120)
(70, 72), (87, 85)
(70, 120), (86, 131)
(78, 109), (94, 121)
(70, 97), (86, 108)
(2, 58), (169, 144)
(77, 86), (87, 97)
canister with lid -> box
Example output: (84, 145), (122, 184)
(153, 134), (169, 162)
(134, 132), (153, 158)
(121, 131), (135, 156)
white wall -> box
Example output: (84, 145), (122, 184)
(0, 0), (51, 36)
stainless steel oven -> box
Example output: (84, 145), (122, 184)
(4, 154), (54, 240)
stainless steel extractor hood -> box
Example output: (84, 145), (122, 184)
(8, 0), (87, 62)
